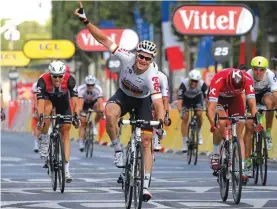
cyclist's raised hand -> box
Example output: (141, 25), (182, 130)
(74, 1), (87, 23)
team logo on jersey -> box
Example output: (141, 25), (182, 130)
(209, 88), (216, 96)
(121, 78), (143, 95)
(152, 76), (160, 92)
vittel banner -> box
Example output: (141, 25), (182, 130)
(172, 4), (254, 36)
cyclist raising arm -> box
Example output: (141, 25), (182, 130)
(74, 2), (165, 201)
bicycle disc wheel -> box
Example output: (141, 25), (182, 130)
(56, 133), (65, 193)
(49, 136), (57, 191)
(231, 139), (242, 204)
(187, 125), (193, 164)
(260, 134), (268, 186)
(124, 143), (133, 209)
(193, 122), (199, 165)
(219, 141), (229, 201)
(133, 141), (144, 209)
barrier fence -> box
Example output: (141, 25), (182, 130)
(2, 99), (277, 159)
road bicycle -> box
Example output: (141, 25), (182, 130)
(84, 108), (96, 158)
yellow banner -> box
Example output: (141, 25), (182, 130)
(0, 51), (30, 67)
(23, 40), (75, 59)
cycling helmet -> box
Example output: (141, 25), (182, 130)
(189, 69), (202, 81)
(85, 75), (96, 85)
(226, 69), (246, 91)
(136, 40), (157, 58)
(48, 60), (66, 75)
(250, 56), (268, 69)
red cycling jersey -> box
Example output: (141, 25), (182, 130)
(208, 68), (255, 103)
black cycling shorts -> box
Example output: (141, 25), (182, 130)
(182, 94), (203, 111)
(107, 89), (153, 131)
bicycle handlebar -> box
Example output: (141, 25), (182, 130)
(43, 114), (73, 119)
(258, 108), (277, 113)
(118, 118), (161, 126)
(215, 114), (254, 126)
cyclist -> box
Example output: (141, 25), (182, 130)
(152, 70), (169, 151)
(207, 68), (258, 182)
(271, 56), (277, 75)
(177, 69), (207, 152)
(244, 56), (277, 160)
(74, 2), (165, 201)
(77, 75), (104, 152)
(32, 81), (40, 153)
(36, 60), (80, 183)
(1, 88), (5, 121)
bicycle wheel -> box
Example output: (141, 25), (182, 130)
(193, 122), (199, 165)
(251, 134), (257, 181)
(187, 124), (194, 164)
(133, 141), (144, 209)
(218, 141), (229, 201)
(260, 134), (268, 186)
(49, 135), (57, 191)
(124, 143), (133, 209)
(231, 138), (242, 204)
(254, 133), (261, 184)
(56, 133), (65, 193)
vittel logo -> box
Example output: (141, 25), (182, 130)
(173, 5), (254, 36)
(81, 33), (116, 46)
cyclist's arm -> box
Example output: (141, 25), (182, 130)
(177, 83), (186, 112)
(85, 22), (117, 53)
(268, 70), (277, 107)
(149, 76), (164, 122)
(68, 76), (80, 114)
(245, 74), (257, 117)
(162, 97), (169, 112)
(36, 78), (47, 116)
(201, 82), (208, 99)
(96, 85), (104, 112)
(207, 101), (217, 125)
(247, 98), (257, 118)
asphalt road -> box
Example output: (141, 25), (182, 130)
(1, 131), (277, 209)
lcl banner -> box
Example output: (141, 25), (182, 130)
(172, 4), (254, 36)
(76, 28), (139, 51)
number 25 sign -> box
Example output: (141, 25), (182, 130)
(211, 40), (232, 63)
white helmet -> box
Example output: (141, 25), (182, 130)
(85, 75), (96, 85)
(189, 69), (202, 81)
(48, 60), (66, 75)
(136, 40), (157, 58)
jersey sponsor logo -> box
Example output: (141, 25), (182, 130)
(232, 70), (241, 78)
(273, 74), (277, 82)
(121, 78), (143, 95)
(249, 84), (255, 92)
(209, 88), (216, 96)
(152, 76), (160, 92)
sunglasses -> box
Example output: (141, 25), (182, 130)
(253, 68), (266, 72)
(87, 84), (95, 87)
(190, 79), (199, 83)
(51, 75), (63, 79)
(137, 54), (152, 61)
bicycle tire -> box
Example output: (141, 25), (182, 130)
(187, 124), (193, 164)
(218, 141), (229, 201)
(89, 122), (94, 158)
(260, 134), (268, 186)
(124, 143), (133, 209)
(251, 135), (257, 181)
(193, 121), (199, 165)
(133, 141), (144, 209)
(254, 133), (261, 184)
(56, 133), (65, 193)
(231, 139), (242, 204)
(49, 135), (57, 191)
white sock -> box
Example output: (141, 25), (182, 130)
(198, 127), (202, 137)
(242, 161), (245, 170)
(143, 173), (151, 189)
(213, 144), (220, 154)
(112, 139), (122, 152)
(65, 161), (69, 173)
(182, 136), (188, 145)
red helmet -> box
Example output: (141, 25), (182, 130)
(226, 69), (246, 91)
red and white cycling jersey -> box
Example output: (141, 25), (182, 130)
(208, 68), (255, 102)
(157, 71), (169, 97)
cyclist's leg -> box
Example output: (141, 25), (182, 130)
(56, 96), (73, 181)
(92, 100), (103, 135)
(244, 118), (254, 168)
(136, 96), (153, 200)
(38, 99), (53, 157)
(181, 96), (192, 152)
(263, 93), (274, 143)
(106, 89), (128, 167)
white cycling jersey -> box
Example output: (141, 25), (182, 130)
(246, 69), (277, 93)
(77, 84), (103, 102)
(111, 47), (162, 100)
(157, 71), (169, 97)
(178, 78), (207, 98)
